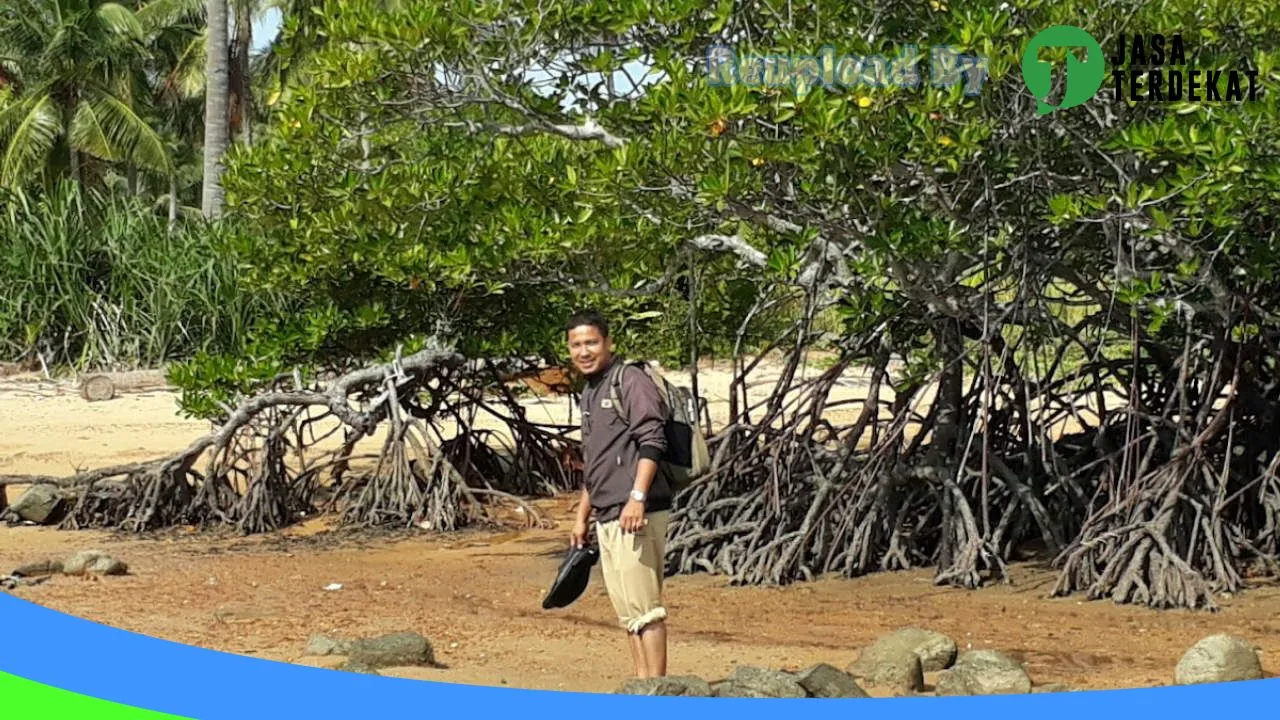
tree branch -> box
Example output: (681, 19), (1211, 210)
(443, 117), (627, 148)
(688, 234), (767, 268)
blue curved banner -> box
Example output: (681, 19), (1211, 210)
(0, 592), (1275, 718)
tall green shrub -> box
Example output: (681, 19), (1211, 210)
(0, 182), (289, 371)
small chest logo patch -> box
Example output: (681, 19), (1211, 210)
(600, 398), (614, 409)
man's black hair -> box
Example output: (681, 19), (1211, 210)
(565, 309), (609, 338)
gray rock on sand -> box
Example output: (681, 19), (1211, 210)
(346, 632), (436, 669)
(795, 663), (870, 698)
(848, 627), (958, 676)
(304, 634), (354, 657)
(935, 650), (1032, 696)
(62, 550), (128, 576)
(617, 676), (713, 696)
(847, 644), (925, 695)
(713, 666), (808, 698)
(8, 485), (65, 524)
(1175, 635), (1263, 685)
(88, 556), (127, 575)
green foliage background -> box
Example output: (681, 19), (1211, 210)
(2, 0), (1278, 423)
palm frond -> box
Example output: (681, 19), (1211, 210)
(69, 97), (123, 163)
(0, 5), (53, 73)
(71, 93), (170, 173)
(167, 30), (207, 99)
(0, 93), (61, 187)
(135, 0), (205, 36)
(96, 3), (147, 42)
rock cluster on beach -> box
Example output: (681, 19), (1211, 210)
(608, 626), (1266, 698)
(2, 549), (129, 589)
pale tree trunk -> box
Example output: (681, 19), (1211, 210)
(201, 0), (230, 219)
(230, 0), (253, 145)
(358, 110), (371, 171)
(168, 172), (179, 233)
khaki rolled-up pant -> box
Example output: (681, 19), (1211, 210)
(595, 510), (670, 633)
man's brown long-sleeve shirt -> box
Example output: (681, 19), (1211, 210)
(579, 359), (671, 524)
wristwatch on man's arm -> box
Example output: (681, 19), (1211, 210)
(629, 489), (646, 503)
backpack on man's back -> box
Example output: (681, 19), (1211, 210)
(607, 360), (711, 494)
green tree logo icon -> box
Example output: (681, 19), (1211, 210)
(1021, 25), (1106, 115)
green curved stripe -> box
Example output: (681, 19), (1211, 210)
(0, 670), (192, 719)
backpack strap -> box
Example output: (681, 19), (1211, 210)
(608, 359), (631, 427)
(608, 359), (676, 486)
(608, 358), (674, 428)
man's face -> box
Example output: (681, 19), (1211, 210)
(567, 324), (613, 377)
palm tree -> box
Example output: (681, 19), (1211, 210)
(138, 0), (261, 143)
(0, 0), (171, 190)
(137, 0), (210, 225)
(229, 0), (253, 144)
(136, 0), (275, 226)
(199, 0), (227, 218)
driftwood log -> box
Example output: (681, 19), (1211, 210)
(79, 369), (171, 402)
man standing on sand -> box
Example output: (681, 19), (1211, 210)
(565, 309), (672, 679)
